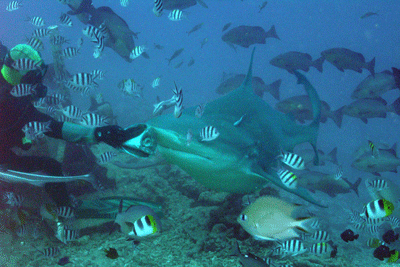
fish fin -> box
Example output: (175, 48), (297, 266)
(361, 118), (368, 124)
(392, 67), (400, 88)
(366, 57), (376, 76)
(327, 147), (338, 165)
(265, 25), (280, 40)
(331, 106), (344, 128)
(391, 97), (400, 115)
(351, 177), (362, 196)
(312, 57), (324, 73)
(266, 79), (281, 100)
(373, 172), (381, 176)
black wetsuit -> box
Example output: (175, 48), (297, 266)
(0, 60), (70, 206)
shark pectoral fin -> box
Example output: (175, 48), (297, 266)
(252, 166), (327, 208)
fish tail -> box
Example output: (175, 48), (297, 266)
(265, 25), (280, 40)
(240, 48), (255, 93)
(351, 177), (362, 196)
(391, 97), (400, 116)
(330, 106), (344, 128)
(392, 67), (400, 88)
(230, 240), (241, 257)
(266, 79), (281, 100)
(327, 147), (338, 165)
(312, 57), (324, 73)
(366, 57), (375, 76)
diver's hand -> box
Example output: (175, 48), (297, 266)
(94, 125), (126, 148)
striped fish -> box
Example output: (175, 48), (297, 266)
(3, 192), (24, 207)
(45, 94), (65, 106)
(61, 47), (80, 58)
(195, 104), (204, 118)
(97, 152), (117, 164)
(309, 242), (332, 255)
(129, 215), (158, 237)
(41, 247), (60, 257)
(121, 79), (141, 97)
(91, 69), (105, 80)
(353, 222), (366, 231)
(365, 217), (385, 226)
(172, 82), (183, 118)
(308, 230), (331, 242)
(26, 37), (44, 51)
(310, 218), (321, 230)
(368, 140), (380, 158)
(276, 167), (297, 189)
(120, 0), (130, 7)
(59, 13), (72, 27)
(368, 179), (388, 191)
(129, 46), (145, 60)
(10, 84), (36, 97)
(348, 209), (365, 224)
(365, 225), (381, 234)
(12, 58), (40, 71)
(98, 22), (109, 40)
(82, 26), (103, 42)
(26, 16), (45, 27)
(278, 151), (305, 170)
(168, 9), (184, 21)
(50, 35), (69, 45)
(22, 121), (51, 140)
(334, 165), (343, 180)
(153, 0), (163, 17)
(360, 199), (394, 219)
(77, 37), (84, 49)
(387, 216), (400, 229)
(6, 1), (22, 11)
(152, 77), (161, 88)
(32, 28), (52, 38)
(281, 239), (307, 256)
(63, 105), (83, 119)
(70, 73), (96, 87)
(200, 126), (219, 141)
(93, 36), (104, 59)
(80, 113), (109, 127)
(55, 206), (75, 218)
(56, 222), (79, 244)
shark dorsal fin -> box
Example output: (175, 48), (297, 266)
(240, 47), (255, 94)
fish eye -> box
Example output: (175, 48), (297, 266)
(240, 214), (248, 221)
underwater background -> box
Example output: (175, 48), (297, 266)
(1, 0), (400, 266)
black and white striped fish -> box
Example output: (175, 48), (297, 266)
(172, 82), (183, 118)
(353, 222), (366, 231)
(281, 239), (307, 256)
(308, 230), (331, 242)
(195, 104), (204, 118)
(63, 105), (83, 119)
(82, 26), (103, 42)
(55, 206), (75, 218)
(168, 9), (184, 21)
(80, 113), (109, 127)
(365, 217), (385, 226)
(365, 225), (381, 234)
(32, 28), (52, 38)
(153, 0), (163, 17)
(334, 165), (343, 180)
(120, 0), (130, 7)
(309, 242), (334, 255)
(6, 1), (22, 12)
(200, 126), (219, 141)
(50, 35), (69, 45)
(56, 222), (79, 244)
(12, 58), (41, 71)
(97, 151), (117, 164)
(129, 215), (158, 237)
(368, 179), (388, 191)
(129, 46), (145, 60)
(93, 36), (104, 59)
(26, 37), (44, 51)
(91, 70), (105, 80)
(22, 121), (51, 140)
(59, 13), (72, 27)
(45, 93), (65, 106)
(387, 216), (400, 229)
(10, 84), (36, 97)
(98, 22), (109, 40)
(70, 73), (96, 87)
(278, 150), (305, 170)
(56, 114), (75, 123)
(26, 16), (45, 27)
(3, 192), (24, 207)
(348, 209), (365, 224)
(152, 77), (161, 88)
(61, 47), (80, 58)
(276, 167), (297, 189)
(41, 247), (60, 257)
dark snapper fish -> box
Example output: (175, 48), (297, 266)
(0, 168), (96, 187)
(270, 51), (324, 73)
(351, 70), (399, 99)
(321, 48), (375, 76)
(222, 25), (280, 48)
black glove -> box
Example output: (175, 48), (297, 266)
(94, 125), (126, 148)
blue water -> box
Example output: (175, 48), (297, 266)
(1, 0), (400, 265)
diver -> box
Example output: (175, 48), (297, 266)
(0, 43), (156, 207)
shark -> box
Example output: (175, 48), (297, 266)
(146, 49), (324, 207)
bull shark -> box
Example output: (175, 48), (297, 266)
(145, 49), (324, 207)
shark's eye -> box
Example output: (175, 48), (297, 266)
(240, 214), (247, 221)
